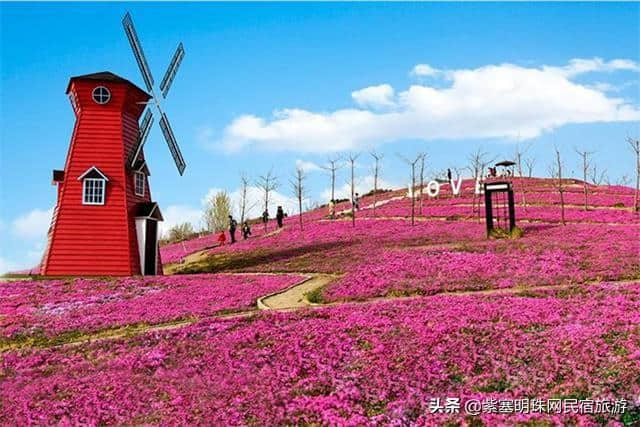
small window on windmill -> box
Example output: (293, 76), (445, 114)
(92, 86), (111, 105)
(483, 181), (516, 237)
(134, 171), (145, 197)
(78, 166), (109, 205)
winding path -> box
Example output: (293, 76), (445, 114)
(4, 273), (638, 353)
(257, 273), (340, 309)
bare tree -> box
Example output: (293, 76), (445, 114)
(514, 144), (529, 208)
(256, 170), (279, 232)
(346, 153), (360, 227)
(321, 156), (343, 204)
(627, 137), (640, 212)
(370, 151), (384, 218)
(574, 148), (594, 211)
(467, 148), (496, 214)
(524, 156), (536, 178)
(548, 146), (566, 225)
(618, 174), (632, 187)
(400, 153), (425, 226)
(589, 163), (608, 186)
(290, 167), (306, 231)
(238, 173), (251, 225)
(418, 153), (426, 215)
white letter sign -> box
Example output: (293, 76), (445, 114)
(426, 180), (440, 197)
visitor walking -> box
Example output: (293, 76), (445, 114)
(276, 206), (284, 228)
(447, 168), (452, 182)
(242, 221), (252, 239)
(328, 199), (336, 219)
(228, 215), (237, 244)
(352, 193), (360, 211)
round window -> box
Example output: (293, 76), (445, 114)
(92, 86), (111, 104)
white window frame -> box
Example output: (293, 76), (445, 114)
(92, 86), (111, 105)
(134, 171), (145, 197)
(82, 178), (106, 205)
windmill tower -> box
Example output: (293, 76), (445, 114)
(41, 13), (186, 276)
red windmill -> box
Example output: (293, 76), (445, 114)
(41, 13), (186, 276)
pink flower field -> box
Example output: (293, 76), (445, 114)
(0, 274), (305, 342)
(2, 282), (639, 425)
(2, 178), (639, 424)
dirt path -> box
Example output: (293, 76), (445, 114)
(336, 195), (405, 216)
(163, 227), (286, 274)
(257, 273), (340, 309)
(4, 273), (637, 352)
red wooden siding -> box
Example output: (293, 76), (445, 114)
(42, 77), (152, 276)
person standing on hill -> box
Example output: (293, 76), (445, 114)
(328, 199), (336, 219)
(217, 231), (226, 246)
(228, 215), (238, 244)
(447, 168), (452, 182)
(352, 193), (360, 211)
(262, 209), (269, 229)
(276, 206), (284, 228)
(242, 221), (252, 240)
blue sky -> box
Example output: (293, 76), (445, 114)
(1, 2), (639, 273)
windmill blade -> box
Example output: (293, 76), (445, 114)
(159, 43), (184, 99)
(122, 12), (154, 92)
(129, 109), (154, 166)
(158, 112), (186, 175)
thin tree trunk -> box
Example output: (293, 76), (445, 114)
(557, 151), (566, 226)
(635, 151), (640, 212)
(373, 168), (378, 218)
(299, 197), (303, 230)
(351, 160), (356, 227)
(419, 157), (424, 215)
(331, 170), (335, 203)
(582, 155), (588, 211)
(410, 163), (416, 226)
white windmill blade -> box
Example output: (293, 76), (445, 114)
(122, 12), (154, 92)
(158, 112), (186, 176)
(159, 43), (184, 99)
(129, 109), (154, 166)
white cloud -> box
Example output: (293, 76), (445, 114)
(351, 84), (396, 109)
(0, 256), (19, 275)
(588, 82), (617, 92)
(411, 64), (440, 77)
(320, 174), (398, 201)
(11, 208), (53, 240)
(203, 186), (299, 219)
(0, 241), (44, 275)
(295, 159), (321, 173)
(545, 57), (640, 78)
(159, 205), (204, 236)
(219, 59), (640, 153)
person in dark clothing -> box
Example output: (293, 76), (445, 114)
(447, 168), (452, 181)
(228, 215), (237, 243)
(242, 221), (252, 239)
(276, 206), (284, 228)
(262, 209), (269, 225)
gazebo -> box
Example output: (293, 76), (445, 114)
(494, 160), (516, 178)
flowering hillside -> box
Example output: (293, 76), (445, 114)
(2, 178), (639, 424)
(2, 283), (639, 424)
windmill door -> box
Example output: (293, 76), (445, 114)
(144, 219), (158, 275)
